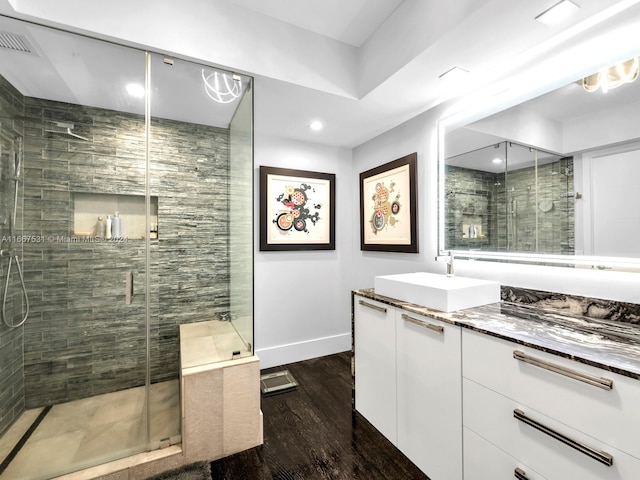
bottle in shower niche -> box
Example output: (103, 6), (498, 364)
(112, 211), (121, 238)
(105, 215), (112, 239)
(95, 216), (106, 238)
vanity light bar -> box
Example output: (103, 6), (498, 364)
(441, 250), (640, 270)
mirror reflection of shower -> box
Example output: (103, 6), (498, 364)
(1, 134), (29, 329)
(444, 140), (574, 255)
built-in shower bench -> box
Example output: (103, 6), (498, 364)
(179, 320), (263, 464)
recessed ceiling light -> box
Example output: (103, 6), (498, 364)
(126, 83), (145, 98)
(439, 67), (470, 82)
(492, 158), (503, 164)
(535, 0), (580, 26)
(309, 120), (323, 131)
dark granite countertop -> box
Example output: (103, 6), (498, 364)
(354, 288), (640, 380)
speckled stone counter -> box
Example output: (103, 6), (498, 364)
(353, 288), (640, 380)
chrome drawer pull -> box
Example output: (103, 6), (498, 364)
(514, 468), (528, 480)
(514, 409), (614, 467)
(358, 300), (387, 313)
(513, 350), (613, 391)
(401, 313), (444, 333)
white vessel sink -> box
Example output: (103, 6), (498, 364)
(374, 272), (500, 312)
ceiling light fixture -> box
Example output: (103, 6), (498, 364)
(202, 70), (242, 104)
(309, 120), (323, 131)
(535, 0), (580, 26)
(582, 57), (639, 93)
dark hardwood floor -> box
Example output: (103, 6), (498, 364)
(210, 351), (429, 479)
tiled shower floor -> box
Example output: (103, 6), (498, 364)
(0, 380), (180, 480)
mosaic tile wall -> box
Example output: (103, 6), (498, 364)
(445, 159), (574, 254)
(16, 95), (232, 408)
(0, 74), (26, 436)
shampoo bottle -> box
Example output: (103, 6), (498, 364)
(105, 215), (112, 239)
(96, 216), (105, 238)
(112, 211), (121, 238)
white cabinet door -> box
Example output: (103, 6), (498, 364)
(354, 295), (397, 444)
(396, 311), (463, 480)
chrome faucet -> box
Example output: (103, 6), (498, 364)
(446, 251), (455, 277)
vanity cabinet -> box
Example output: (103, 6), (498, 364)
(353, 294), (463, 480)
(396, 311), (462, 480)
(462, 329), (640, 480)
(354, 295), (397, 444)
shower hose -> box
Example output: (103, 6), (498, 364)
(1, 249), (29, 328)
(2, 136), (29, 328)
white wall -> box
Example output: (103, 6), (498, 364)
(254, 133), (353, 368)
(350, 107), (445, 291)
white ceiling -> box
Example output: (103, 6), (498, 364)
(221, 0), (404, 47)
(0, 0), (640, 149)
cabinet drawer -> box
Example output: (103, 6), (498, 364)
(354, 295), (397, 444)
(462, 329), (640, 458)
(464, 427), (547, 480)
(464, 378), (640, 480)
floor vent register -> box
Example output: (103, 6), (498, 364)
(260, 370), (299, 396)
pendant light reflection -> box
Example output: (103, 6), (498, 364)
(202, 69), (242, 104)
(582, 57), (639, 93)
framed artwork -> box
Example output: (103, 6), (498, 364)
(260, 166), (336, 251)
(360, 152), (418, 252)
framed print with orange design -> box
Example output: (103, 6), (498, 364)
(260, 166), (336, 251)
(360, 153), (418, 253)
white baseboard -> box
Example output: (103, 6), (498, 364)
(255, 332), (351, 369)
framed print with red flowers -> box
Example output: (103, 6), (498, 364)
(360, 153), (418, 253)
(260, 166), (336, 251)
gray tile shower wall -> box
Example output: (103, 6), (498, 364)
(0, 74), (26, 436)
(18, 96), (230, 408)
(445, 165), (501, 250)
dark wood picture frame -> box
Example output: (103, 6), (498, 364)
(260, 166), (336, 251)
(360, 152), (418, 253)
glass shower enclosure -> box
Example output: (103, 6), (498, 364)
(0, 15), (253, 480)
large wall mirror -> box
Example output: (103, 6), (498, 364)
(439, 28), (640, 272)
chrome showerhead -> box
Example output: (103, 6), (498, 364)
(45, 121), (89, 141)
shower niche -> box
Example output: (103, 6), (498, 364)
(73, 193), (159, 239)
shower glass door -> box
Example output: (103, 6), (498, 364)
(146, 52), (254, 452)
(0, 17), (150, 479)
(147, 52), (254, 379)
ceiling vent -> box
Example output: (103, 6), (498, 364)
(0, 31), (35, 54)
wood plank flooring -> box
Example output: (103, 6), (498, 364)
(210, 351), (429, 479)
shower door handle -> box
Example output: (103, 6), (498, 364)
(125, 271), (133, 305)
